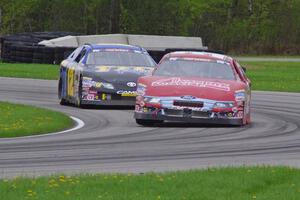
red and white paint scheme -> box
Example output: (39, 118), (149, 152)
(134, 51), (251, 126)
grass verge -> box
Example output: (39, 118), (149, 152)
(0, 63), (58, 80)
(240, 61), (300, 92)
(0, 102), (73, 138)
(1, 166), (299, 200)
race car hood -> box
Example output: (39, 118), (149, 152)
(83, 65), (154, 85)
(139, 76), (247, 101)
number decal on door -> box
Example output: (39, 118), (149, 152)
(67, 67), (75, 97)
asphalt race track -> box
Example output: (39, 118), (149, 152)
(0, 77), (300, 178)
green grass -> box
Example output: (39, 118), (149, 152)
(0, 102), (73, 138)
(0, 62), (299, 92)
(0, 63), (59, 80)
(241, 61), (300, 92)
(234, 55), (300, 58)
(1, 166), (300, 200)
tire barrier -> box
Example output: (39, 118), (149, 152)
(0, 32), (79, 64)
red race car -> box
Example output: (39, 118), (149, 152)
(134, 51), (251, 126)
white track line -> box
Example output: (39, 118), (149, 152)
(0, 116), (85, 140)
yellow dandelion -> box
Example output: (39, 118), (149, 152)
(49, 179), (56, 184)
(51, 183), (59, 187)
(59, 178), (66, 183)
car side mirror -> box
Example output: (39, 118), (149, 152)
(242, 66), (247, 73)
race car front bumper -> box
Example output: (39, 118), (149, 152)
(134, 110), (243, 126)
(81, 89), (136, 106)
(81, 99), (135, 106)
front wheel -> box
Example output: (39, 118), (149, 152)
(58, 78), (68, 105)
(136, 119), (163, 126)
(75, 76), (83, 107)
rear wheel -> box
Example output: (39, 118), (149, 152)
(136, 119), (163, 126)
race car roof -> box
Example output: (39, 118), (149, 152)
(86, 43), (147, 52)
(167, 51), (233, 62)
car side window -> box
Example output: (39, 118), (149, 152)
(74, 48), (87, 63)
(233, 60), (247, 82)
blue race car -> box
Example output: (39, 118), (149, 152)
(58, 44), (156, 106)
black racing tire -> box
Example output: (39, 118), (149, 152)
(59, 98), (68, 105)
(75, 76), (83, 108)
(135, 119), (163, 126)
(58, 78), (68, 105)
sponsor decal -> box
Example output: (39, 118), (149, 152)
(127, 82), (136, 87)
(82, 79), (103, 88)
(169, 57), (230, 65)
(170, 57), (212, 62)
(87, 94), (95, 100)
(172, 106), (202, 111)
(96, 66), (110, 72)
(89, 90), (97, 94)
(151, 78), (231, 91)
(95, 82), (102, 88)
(83, 76), (92, 80)
(181, 95), (196, 100)
(104, 48), (130, 52)
(117, 90), (137, 97)
(237, 111), (244, 118)
(133, 67), (147, 72)
(96, 66), (153, 75)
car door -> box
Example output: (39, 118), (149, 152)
(60, 46), (83, 101)
(233, 60), (251, 121)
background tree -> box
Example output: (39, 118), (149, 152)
(0, 0), (299, 55)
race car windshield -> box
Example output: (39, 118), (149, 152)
(86, 51), (156, 67)
(154, 59), (236, 80)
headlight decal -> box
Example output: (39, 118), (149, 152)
(82, 77), (114, 90)
(235, 90), (246, 101)
(137, 83), (147, 95)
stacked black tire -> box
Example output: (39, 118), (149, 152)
(0, 32), (79, 64)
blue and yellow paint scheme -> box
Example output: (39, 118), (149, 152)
(58, 44), (156, 107)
